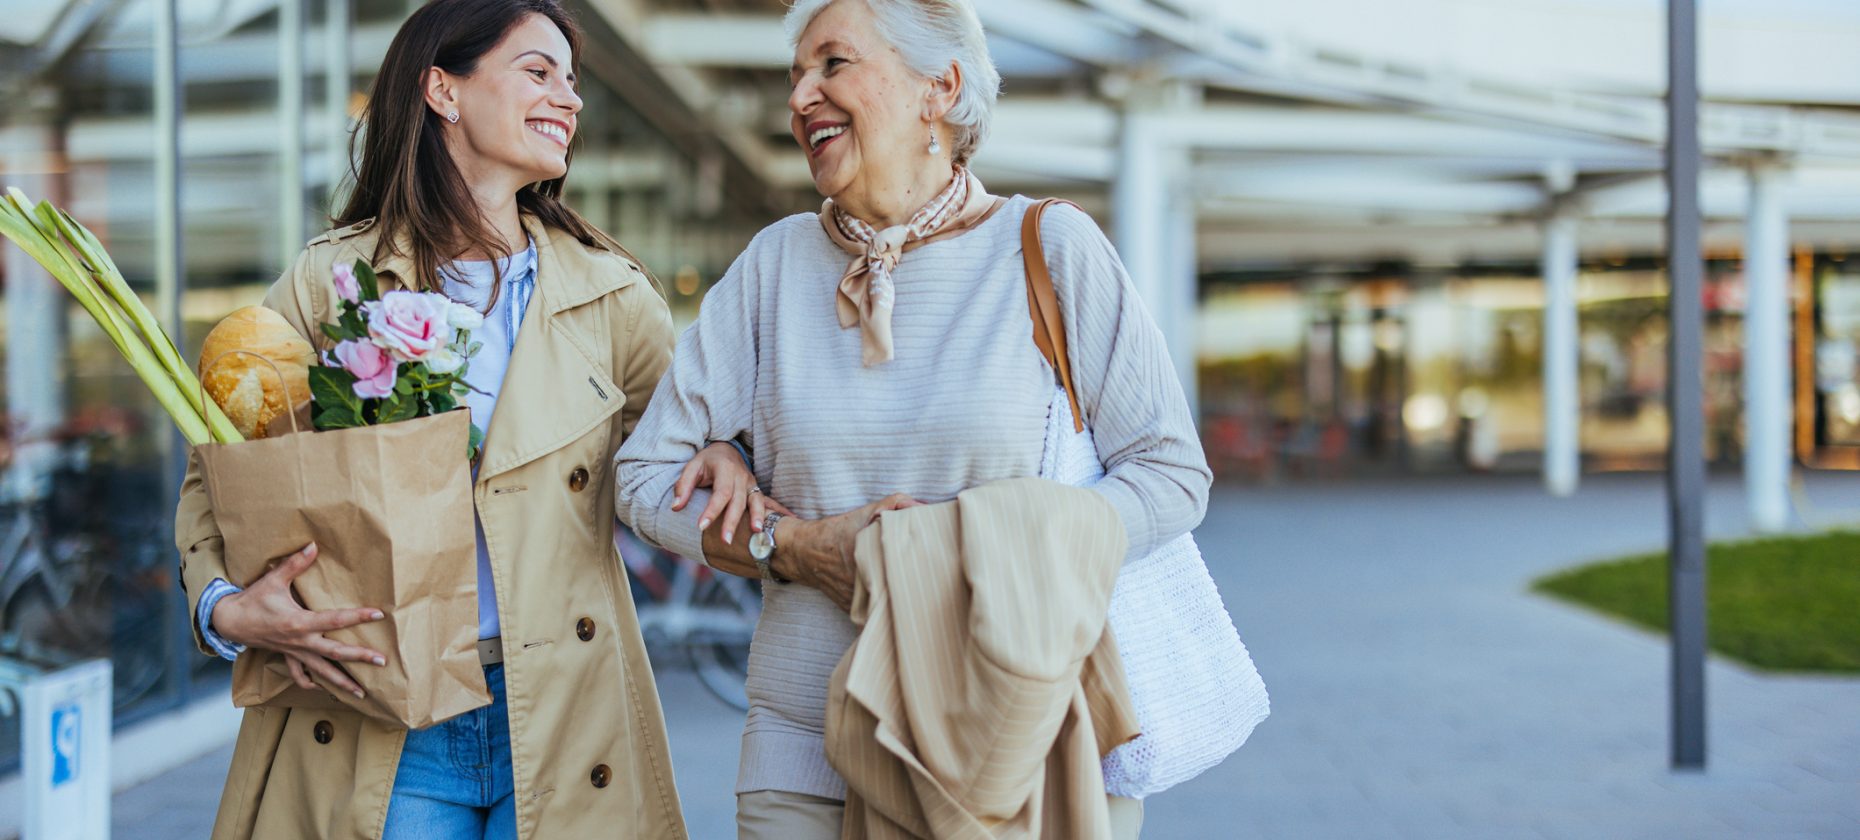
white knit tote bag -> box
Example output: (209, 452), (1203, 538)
(1038, 390), (1270, 798)
(1019, 198), (1267, 797)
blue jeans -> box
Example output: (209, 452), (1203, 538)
(382, 664), (515, 840)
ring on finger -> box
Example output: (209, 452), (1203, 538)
(749, 487), (762, 495)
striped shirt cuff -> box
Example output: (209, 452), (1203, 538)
(197, 578), (246, 661)
(724, 438), (754, 474)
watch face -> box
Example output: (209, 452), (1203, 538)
(748, 531), (773, 561)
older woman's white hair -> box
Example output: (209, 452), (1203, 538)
(784, 0), (1002, 165)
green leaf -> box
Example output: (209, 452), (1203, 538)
(314, 400), (362, 430)
(378, 391), (420, 424)
(307, 366), (364, 430)
(428, 391), (457, 415)
(339, 307), (368, 340)
(394, 377), (414, 396)
(320, 322), (346, 344)
(355, 260), (380, 301)
(468, 422), (486, 461)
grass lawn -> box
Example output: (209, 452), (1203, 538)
(1532, 530), (1860, 674)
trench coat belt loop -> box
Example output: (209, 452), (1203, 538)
(477, 636), (504, 667)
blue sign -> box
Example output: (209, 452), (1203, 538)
(50, 703), (79, 787)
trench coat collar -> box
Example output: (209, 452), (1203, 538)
(328, 215), (644, 483)
(477, 218), (640, 481)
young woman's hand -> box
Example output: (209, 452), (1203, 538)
(209, 542), (387, 699)
(672, 441), (792, 544)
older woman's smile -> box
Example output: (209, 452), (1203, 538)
(807, 121), (848, 156)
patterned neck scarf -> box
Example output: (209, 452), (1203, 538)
(819, 167), (1000, 366)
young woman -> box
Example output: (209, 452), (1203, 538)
(173, 2), (752, 837)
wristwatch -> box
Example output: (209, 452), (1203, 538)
(747, 511), (789, 584)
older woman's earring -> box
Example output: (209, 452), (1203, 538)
(445, 111), (460, 124)
(928, 129), (941, 156)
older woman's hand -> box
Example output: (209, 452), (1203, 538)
(777, 494), (922, 612)
(673, 441), (788, 545)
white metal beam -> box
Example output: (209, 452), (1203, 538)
(639, 14), (790, 68)
(974, 0), (1145, 67)
(623, 6), (1860, 169)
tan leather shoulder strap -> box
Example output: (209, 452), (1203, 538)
(1022, 199), (1086, 433)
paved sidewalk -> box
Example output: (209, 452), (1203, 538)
(1145, 472), (1860, 839)
(115, 473), (1860, 838)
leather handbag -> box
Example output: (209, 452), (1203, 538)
(1021, 198), (1270, 798)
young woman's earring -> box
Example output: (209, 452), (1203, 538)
(445, 111), (460, 124)
(927, 128), (941, 156)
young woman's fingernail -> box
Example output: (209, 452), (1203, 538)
(373, 656), (386, 666)
(699, 518), (710, 530)
(353, 690), (366, 699)
(370, 610), (385, 620)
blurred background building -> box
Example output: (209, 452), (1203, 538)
(1, 0), (1858, 827)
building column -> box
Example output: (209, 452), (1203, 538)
(1542, 212), (1580, 496)
(325, 0), (353, 209)
(279, 0), (306, 262)
(1743, 165), (1792, 532)
(2, 103), (69, 501)
(1167, 154), (1199, 414)
(1113, 101), (1198, 413)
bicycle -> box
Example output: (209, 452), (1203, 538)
(614, 524), (761, 711)
(0, 412), (172, 717)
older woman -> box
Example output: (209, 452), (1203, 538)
(614, 0), (1210, 837)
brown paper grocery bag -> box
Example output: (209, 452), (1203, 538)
(193, 408), (490, 729)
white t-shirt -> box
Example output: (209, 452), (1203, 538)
(440, 239), (537, 640)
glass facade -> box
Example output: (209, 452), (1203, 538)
(1196, 257), (1816, 480)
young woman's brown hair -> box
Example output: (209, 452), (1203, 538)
(337, 0), (622, 301)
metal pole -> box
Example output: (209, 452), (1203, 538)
(280, 0), (306, 264)
(1542, 213), (1581, 497)
(1743, 165), (1791, 532)
(1665, 0), (1708, 771)
(325, 0), (353, 213)
(155, 0), (192, 703)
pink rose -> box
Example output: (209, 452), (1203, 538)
(332, 263), (360, 304)
(365, 290), (448, 362)
(333, 340), (397, 399)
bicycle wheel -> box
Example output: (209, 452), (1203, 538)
(687, 573), (760, 712)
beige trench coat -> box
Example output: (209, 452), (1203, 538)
(827, 478), (1139, 840)
(173, 216), (687, 840)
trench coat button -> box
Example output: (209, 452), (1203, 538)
(576, 617), (596, 641)
(313, 720), (334, 744)
(568, 466), (590, 492)
(590, 764), (611, 788)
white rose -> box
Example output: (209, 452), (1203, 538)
(447, 301), (485, 331)
(424, 348), (465, 376)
